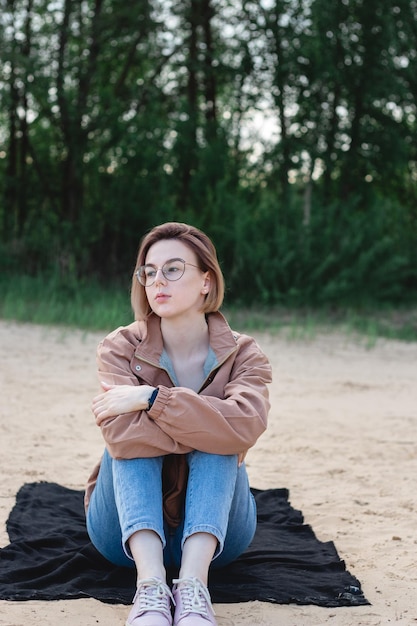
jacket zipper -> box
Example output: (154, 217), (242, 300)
(197, 345), (238, 393)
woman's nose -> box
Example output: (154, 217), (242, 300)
(154, 268), (166, 285)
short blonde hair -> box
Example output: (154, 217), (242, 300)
(131, 222), (225, 320)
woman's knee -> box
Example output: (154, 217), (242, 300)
(186, 450), (238, 474)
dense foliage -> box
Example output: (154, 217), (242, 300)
(1, 0), (416, 306)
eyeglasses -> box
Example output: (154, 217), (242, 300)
(136, 258), (202, 287)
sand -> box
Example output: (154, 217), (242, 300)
(0, 319), (416, 625)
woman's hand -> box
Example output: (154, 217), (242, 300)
(238, 451), (248, 467)
(92, 381), (156, 424)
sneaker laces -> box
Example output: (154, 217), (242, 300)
(173, 577), (215, 618)
(132, 577), (174, 617)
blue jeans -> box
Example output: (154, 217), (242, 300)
(86, 449), (257, 570)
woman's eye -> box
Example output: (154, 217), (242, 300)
(146, 268), (156, 278)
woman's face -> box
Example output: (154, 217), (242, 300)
(144, 239), (210, 321)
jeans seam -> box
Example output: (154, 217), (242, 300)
(181, 524), (224, 559)
(122, 522), (167, 559)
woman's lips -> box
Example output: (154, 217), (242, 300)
(155, 293), (170, 302)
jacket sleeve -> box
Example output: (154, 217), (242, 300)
(147, 335), (272, 455)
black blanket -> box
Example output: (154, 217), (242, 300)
(0, 482), (369, 607)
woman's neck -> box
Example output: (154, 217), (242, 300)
(161, 314), (209, 360)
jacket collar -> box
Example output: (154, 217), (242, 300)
(134, 311), (238, 365)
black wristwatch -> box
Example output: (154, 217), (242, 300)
(147, 388), (159, 411)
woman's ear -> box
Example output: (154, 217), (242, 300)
(201, 271), (211, 294)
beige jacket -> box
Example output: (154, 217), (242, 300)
(85, 311), (272, 526)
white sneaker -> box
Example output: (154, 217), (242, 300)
(126, 577), (174, 626)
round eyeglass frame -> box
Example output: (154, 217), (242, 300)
(135, 257), (202, 287)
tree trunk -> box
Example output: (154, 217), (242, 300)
(3, 0), (19, 239)
(17, 0), (34, 235)
(201, 0), (217, 135)
(268, 2), (291, 202)
(177, 0), (199, 209)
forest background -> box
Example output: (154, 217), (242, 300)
(1, 0), (417, 332)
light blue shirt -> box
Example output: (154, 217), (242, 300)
(160, 347), (218, 388)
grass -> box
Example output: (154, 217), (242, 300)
(225, 305), (417, 344)
(0, 273), (133, 332)
(1, 273), (417, 342)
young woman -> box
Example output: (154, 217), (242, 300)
(85, 222), (272, 626)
